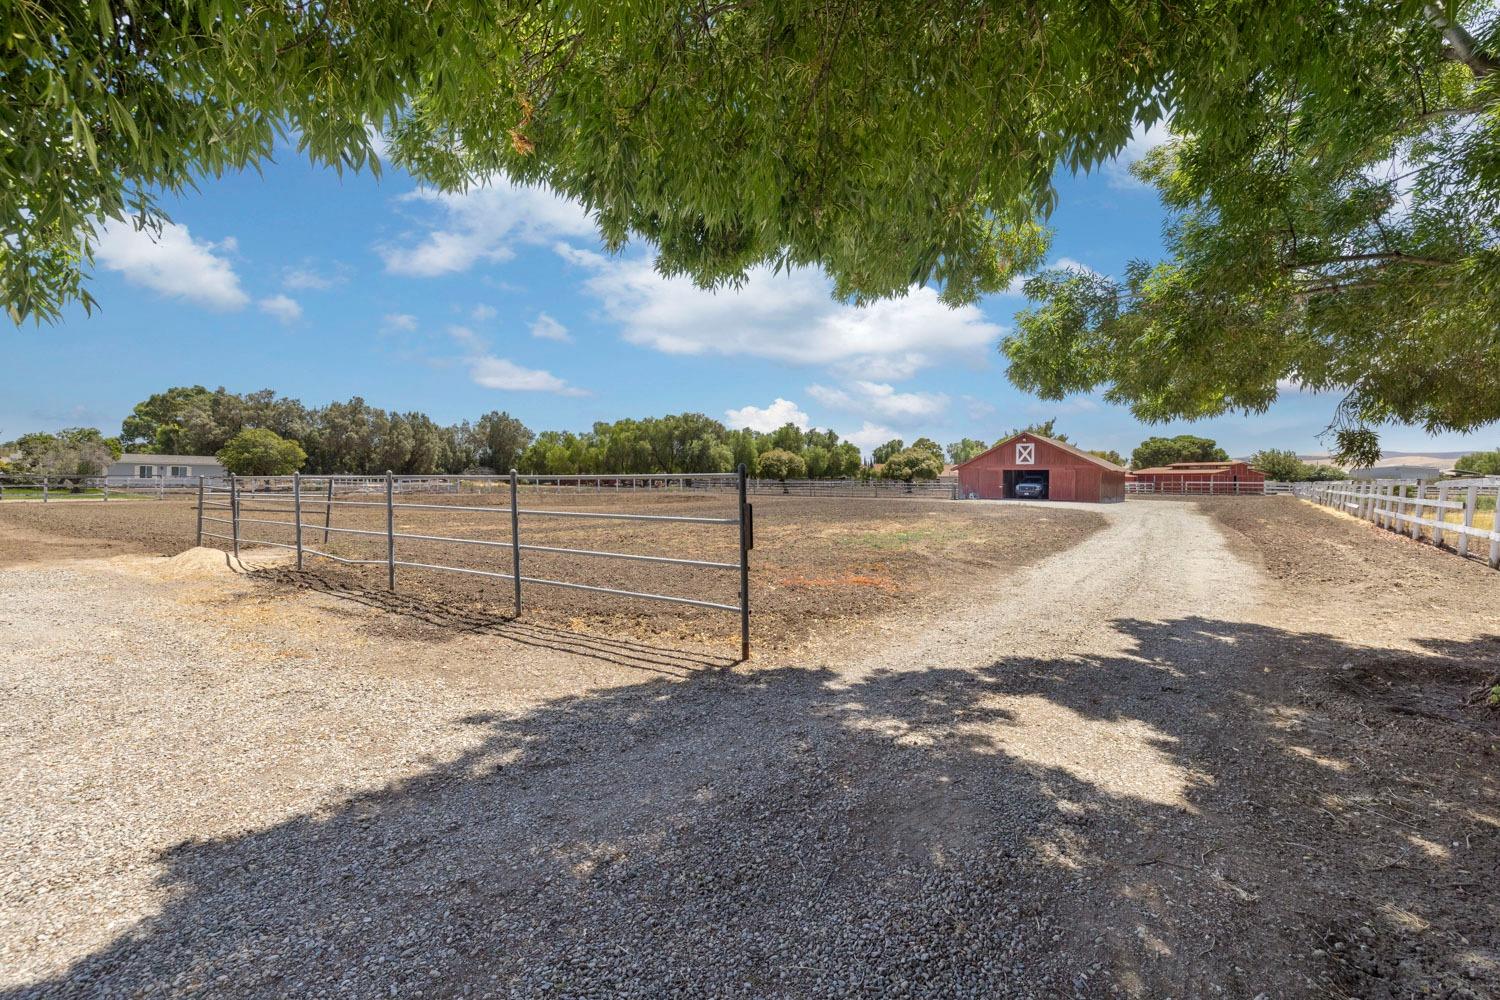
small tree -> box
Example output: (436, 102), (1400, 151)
(756, 448), (806, 482)
(946, 438), (988, 464)
(870, 438), (905, 464)
(1002, 419), (1068, 444)
(880, 448), (943, 483)
(14, 428), (113, 485)
(1456, 449), (1500, 477)
(1088, 448), (1125, 466)
(1131, 434), (1229, 470)
(1249, 449), (1305, 482)
(217, 429), (307, 476)
(910, 437), (945, 462)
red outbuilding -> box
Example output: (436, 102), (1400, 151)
(1129, 460), (1266, 494)
(955, 432), (1128, 502)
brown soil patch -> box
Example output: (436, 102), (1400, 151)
(0, 498), (197, 567)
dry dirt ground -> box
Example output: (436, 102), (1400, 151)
(0, 493), (1101, 653)
(1, 496), (1497, 999)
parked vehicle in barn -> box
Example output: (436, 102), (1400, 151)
(1014, 473), (1048, 499)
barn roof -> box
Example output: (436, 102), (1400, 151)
(954, 432), (1128, 474)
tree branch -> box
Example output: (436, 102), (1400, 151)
(1426, 3), (1500, 78)
(1290, 250), (1456, 269)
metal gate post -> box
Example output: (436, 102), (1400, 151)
(230, 474), (240, 558)
(385, 471), (396, 591)
(42, 478), (48, 503)
(293, 472), (303, 570)
(510, 469), (522, 615)
(323, 478), (334, 544)
(738, 463), (752, 661)
(195, 477), (204, 546)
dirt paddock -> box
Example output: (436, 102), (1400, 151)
(1, 494), (1497, 999)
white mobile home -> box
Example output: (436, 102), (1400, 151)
(107, 454), (225, 481)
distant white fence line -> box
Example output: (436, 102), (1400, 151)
(1307, 478), (1500, 569)
(1125, 480), (1296, 496)
(0, 474), (198, 501)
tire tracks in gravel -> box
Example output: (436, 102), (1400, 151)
(821, 498), (1266, 680)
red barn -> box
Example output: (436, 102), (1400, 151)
(955, 432), (1127, 502)
(1129, 460), (1266, 494)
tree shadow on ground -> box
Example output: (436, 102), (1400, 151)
(9, 617), (1499, 999)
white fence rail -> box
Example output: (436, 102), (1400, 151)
(0, 474), (201, 501)
(1307, 478), (1500, 569)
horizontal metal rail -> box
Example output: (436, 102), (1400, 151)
(219, 491), (738, 524)
(516, 575), (741, 611)
(210, 515), (739, 572)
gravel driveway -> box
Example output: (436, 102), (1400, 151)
(2, 499), (1496, 998)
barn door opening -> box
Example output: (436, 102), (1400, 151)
(1003, 469), (1050, 499)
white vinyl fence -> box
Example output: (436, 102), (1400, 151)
(1307, 478), (1500, 569)
(0, 474), (202, 501)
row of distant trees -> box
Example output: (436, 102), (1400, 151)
(8, 385), (1490, 482)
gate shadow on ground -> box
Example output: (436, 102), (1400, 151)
(247, 567), (741, 676)
(9, 618), (1499, 999)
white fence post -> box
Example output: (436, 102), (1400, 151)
(1458, 483), (1477, 559)
(1434, 482), (1448, 548)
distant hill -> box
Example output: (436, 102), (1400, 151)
(1234, 450), (1477, 472)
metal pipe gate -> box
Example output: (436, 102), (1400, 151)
(198, 467), (755, 659)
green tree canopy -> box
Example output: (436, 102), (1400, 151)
(1001, 419), (1068, 445)
(909, 438), (945, 462)
(1087, 448), (1126, 467)
(1455, 448), (1500, 475)
(12, 0), (1496, 458)
(1006, 6), (1500, 457)
(946, 438), (989, 465)
(1249, 449), (1309, 482)
(9, 427), (116, 478)
(756, 449), (805, 482)
(1130, 435), (1229, 470)
(879, 448), (944, 483)
(216, 429), (307, 476)
(870, 439), (905, 465)
(473, 411), (534, 472)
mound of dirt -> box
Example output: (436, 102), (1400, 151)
(123, 546), (290, 580)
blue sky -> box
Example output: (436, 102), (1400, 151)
(7, 131), (1496, 459)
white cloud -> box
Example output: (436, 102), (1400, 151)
(530, 312), (572, 343)
(469, 356), (588, 396)
(383, 313), (418, 333)
(829, 353), (933, 381)
(258, 294), (302, 324)
(471, 304), (498, 321)
(808, 381), (949, 423)
(724, 398), (810, 433)
(1104, 118), (1173, 190)
(282, 261), (348, 290)
(963, 395), (998, 420)
(93, 220), (248, 309)
(447, 324), (487, 349)
(843, 421), (901, 454)
(564, 254), (1003, 376)
(381, 180), (596, 277)
(1003, 256), (1101, 296)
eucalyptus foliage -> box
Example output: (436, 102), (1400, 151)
(8, 0), (1497, 454)
(1007, 2), (1500, 457)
